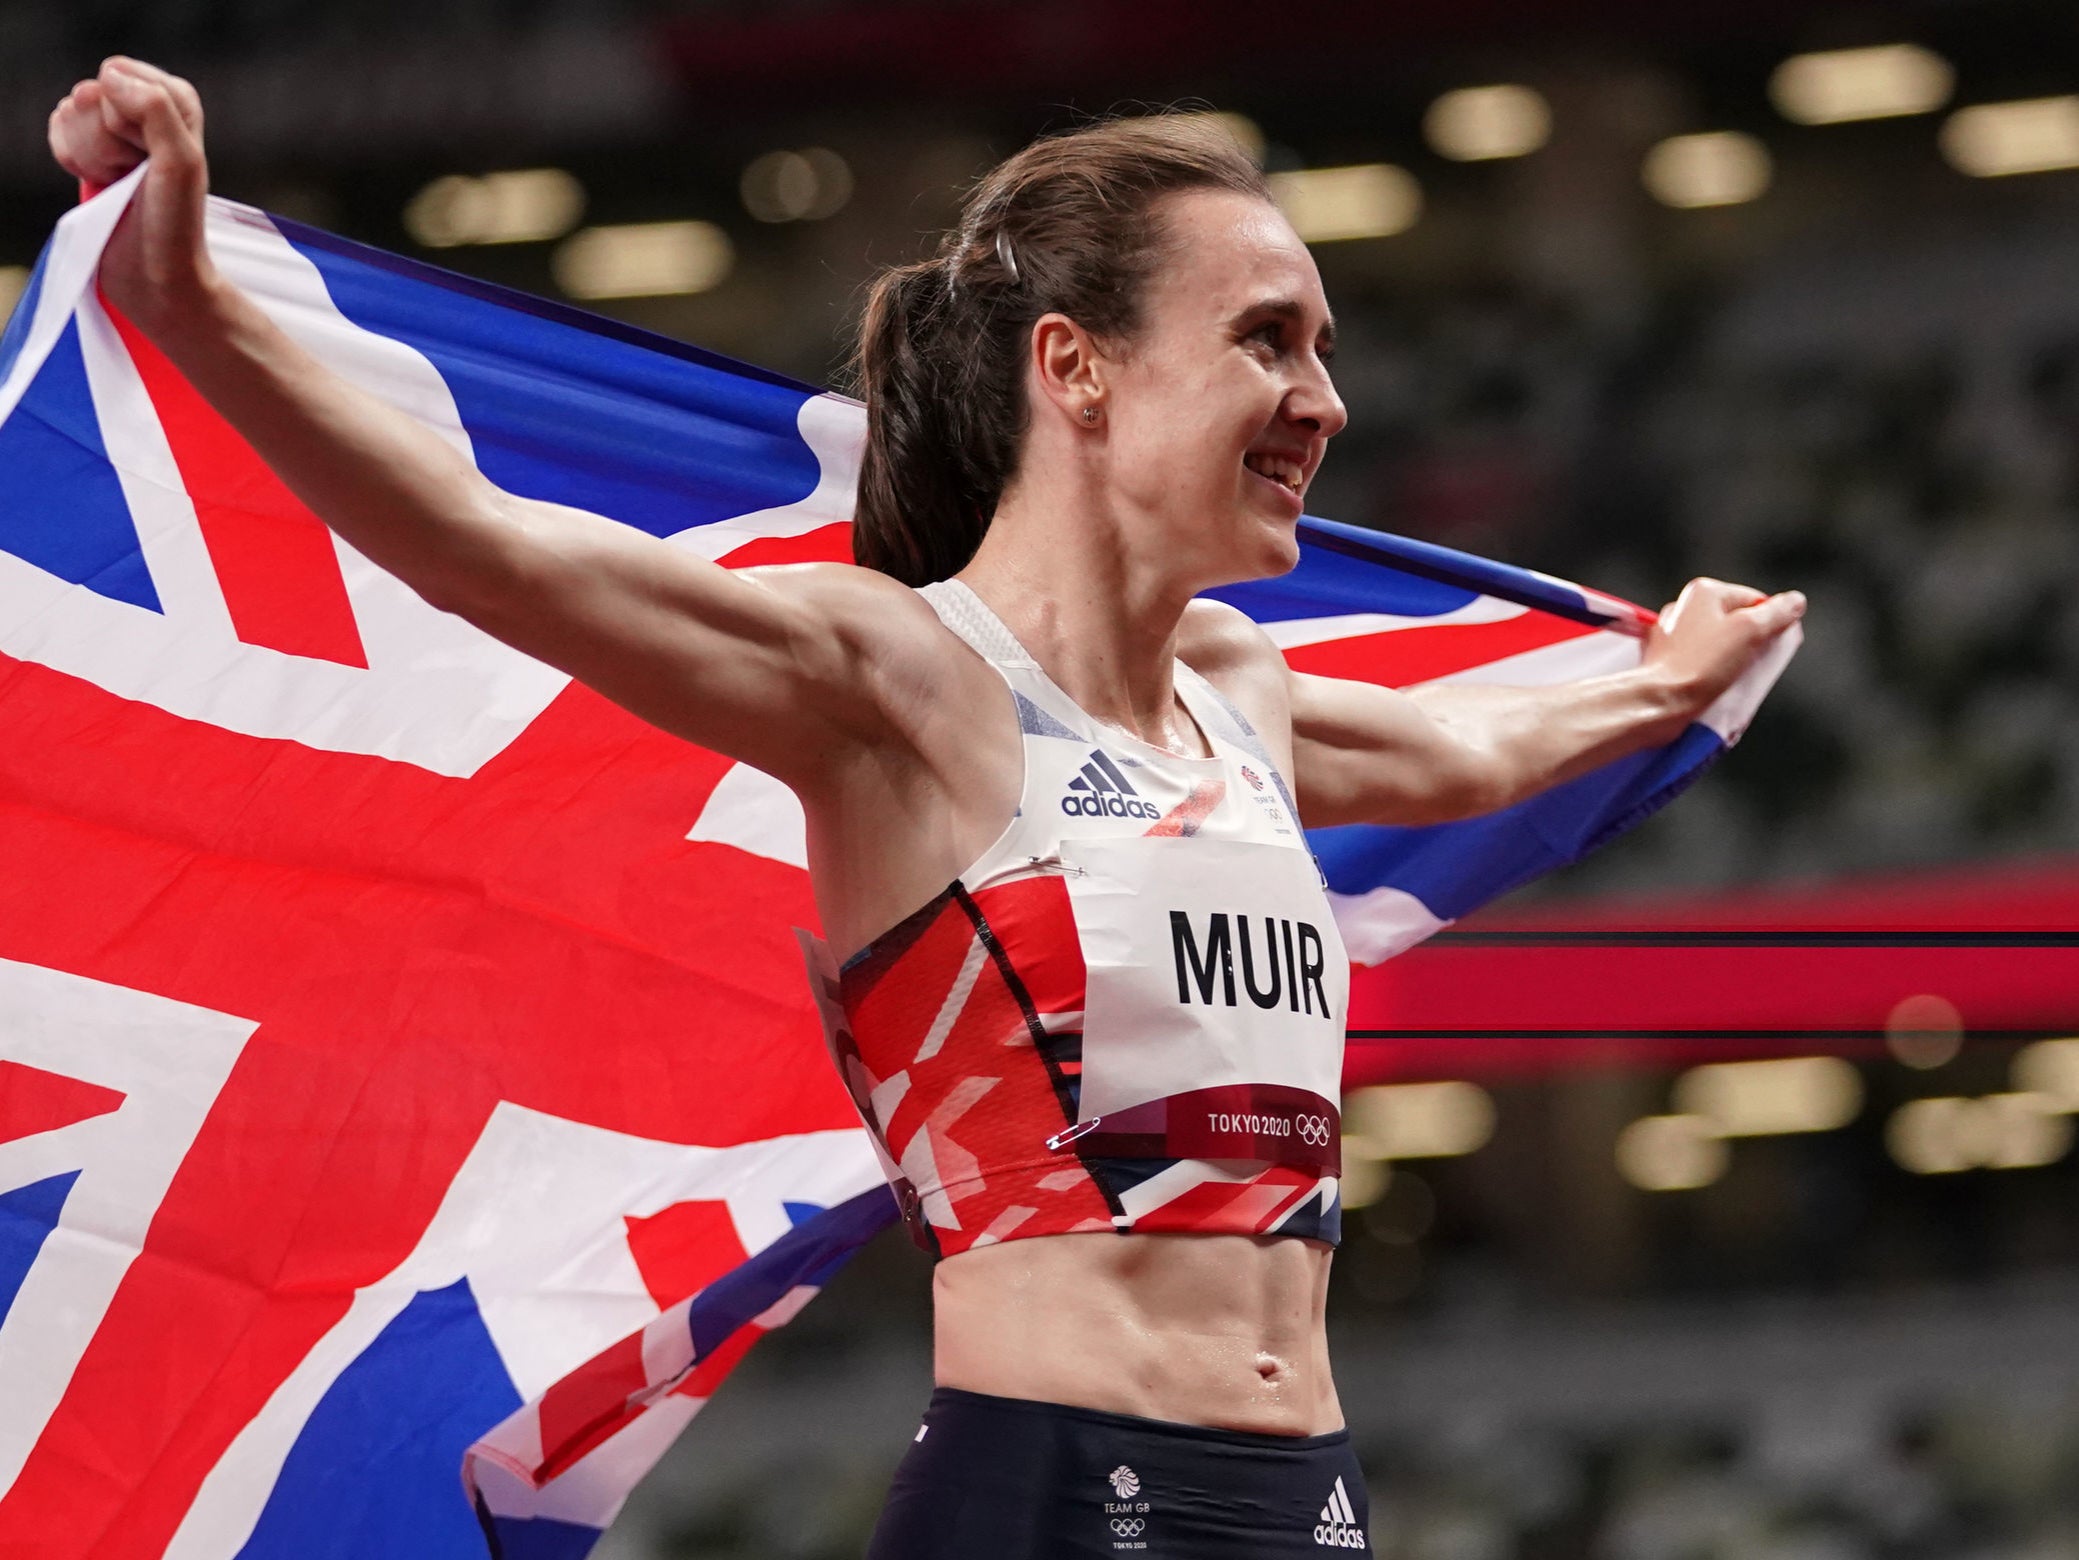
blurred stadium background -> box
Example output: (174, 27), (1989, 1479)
(6, 2), (2079, 1556)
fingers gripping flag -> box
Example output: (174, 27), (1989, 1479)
(0, 168), (1793, 1559)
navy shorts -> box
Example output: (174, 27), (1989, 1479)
(865, 1387), (1374, 1559)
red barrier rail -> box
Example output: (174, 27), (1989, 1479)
(1345, 858), (2079, 1083)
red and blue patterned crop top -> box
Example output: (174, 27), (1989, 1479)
(804, 581), (1349, 1258)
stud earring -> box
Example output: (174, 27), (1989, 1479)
(1081, 405), (1100, 425)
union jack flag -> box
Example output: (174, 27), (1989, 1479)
(0, 167), (1792, 1558)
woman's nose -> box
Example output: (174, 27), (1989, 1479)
(1290, 366), (1348, 439)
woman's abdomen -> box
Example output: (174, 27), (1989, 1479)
(929, 1230), (1341, 1437)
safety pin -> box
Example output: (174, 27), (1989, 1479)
(1045, 1118), (1101, 1152)
(1026, 853), (1086, 877)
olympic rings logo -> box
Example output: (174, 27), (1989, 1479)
(1111, 1518), (1145, 1537)
(1296, 1114), (1332, 1146)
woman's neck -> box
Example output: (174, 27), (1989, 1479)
(956, 486), (1204, 756)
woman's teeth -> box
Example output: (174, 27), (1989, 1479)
(1244, 453), (1303, 493)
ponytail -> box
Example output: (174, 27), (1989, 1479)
(853, 259), (988, 586)
(850, 114), (1269, 586)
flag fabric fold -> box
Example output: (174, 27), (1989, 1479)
(0, 166), (1793, 1558)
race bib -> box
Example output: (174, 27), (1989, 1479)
(1056, 835), (1348, 1169)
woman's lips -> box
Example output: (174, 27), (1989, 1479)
(1243, 450), (1304, 492)
(1244, 459), (1305, 512)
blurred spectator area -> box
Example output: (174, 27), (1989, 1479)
(1308, 200), (2079, 897)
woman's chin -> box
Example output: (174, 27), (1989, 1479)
(1210, 522), (1302, 586)
(1255, 505), (1304, 571)
(1258, 529), (1302, 578)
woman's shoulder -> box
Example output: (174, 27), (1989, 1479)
(735, 558), (943, 641)
(1177, 597), (1291, 741)
(1177, 596), (1280, 679)
(734, 558), (995, 699)
(734, 556), (919, 605)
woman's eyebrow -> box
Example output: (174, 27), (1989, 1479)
(1233, 298), (1339, 350)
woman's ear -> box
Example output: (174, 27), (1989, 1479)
(1030, 312), (1108, 426)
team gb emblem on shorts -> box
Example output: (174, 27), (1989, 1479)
(1109, 1466), (1141, 1499)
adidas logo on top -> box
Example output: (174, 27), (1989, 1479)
(1061, 750), (1160, 820)
(1314, 1476), (1366, 1549)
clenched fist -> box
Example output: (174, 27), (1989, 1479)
(1644, 577), (1806, 711)
(47, 58), (216, 336)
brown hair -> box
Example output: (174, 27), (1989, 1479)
(850, 114), (1271, 585)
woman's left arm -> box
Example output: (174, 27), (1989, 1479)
(1290, 578), (1805, 829)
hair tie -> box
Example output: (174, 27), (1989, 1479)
(994, 228), (1020, 284)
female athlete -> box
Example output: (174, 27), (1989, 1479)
(50, 58), (1803, 1559)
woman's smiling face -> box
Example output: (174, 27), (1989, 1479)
(1095, 187), (1347, 588)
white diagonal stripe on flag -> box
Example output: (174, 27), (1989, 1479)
(1261, 596), (1525, 649)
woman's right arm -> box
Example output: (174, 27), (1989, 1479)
(49, 58), (906, 785)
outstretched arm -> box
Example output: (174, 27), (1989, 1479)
(1288, 578), (1805, 829)
(47, 58), (897, 786)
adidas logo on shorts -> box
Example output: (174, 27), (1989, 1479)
(1314, 1475), (1366, 1549)
(1061, 750), (1160, 820)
